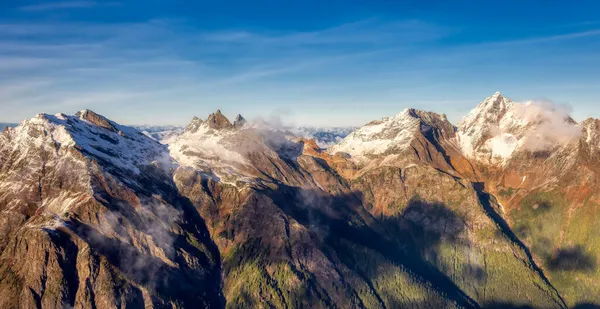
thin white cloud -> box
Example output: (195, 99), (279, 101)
(0, 17), (597, 126)
(19, 1), (120, 12)
(441, 28), (600, 51)
(502, 29), (600, 45)
(201, 19), (449, 46)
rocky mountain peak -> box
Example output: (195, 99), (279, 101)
(233, 114), (247, 129)
(75, 109), (118, 133)
(185, 116), (205, 133)
(456, 92), (585, 167)
(1, 95), (595, 308)
(405, 108), (452, 126)
(11, 110), (169, 176)
(207, 109), (233, 130)
(459, 92), (514, 130)
(582, 117), (599, 126)
(330, 107), (454, 160)
(582, 117), (600, 149)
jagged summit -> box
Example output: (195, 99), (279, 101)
(185, 116), (205, 133)
(459, 92), (514, 131)
(455, 92), (517, 162)
(1, 93), (594, 308)
(330, 107), (455, 161)
(0, 111), (221, 308)
(184, 110), (247, 133)
(4, 110), (167, 176)
(75, 109), (119, 133)
(456, 92), (582, 165)
(207, 109), (233, 130)
(233, 114), (247, 129)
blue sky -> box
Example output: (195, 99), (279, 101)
(0, 1), (599, 126)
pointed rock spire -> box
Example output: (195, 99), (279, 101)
(185, 116), (204, 133)
(233, 114), (247, 129)
(479, 91), (510, 110)
(207, 109), (233, 130)
(458, 91), (514, 130)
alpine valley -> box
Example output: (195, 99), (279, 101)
(1, 92), (599, 309)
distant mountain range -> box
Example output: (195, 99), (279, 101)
(1, 92), (599, 308)
(134, 124), (354, 148)
(0, 122), (17, 129)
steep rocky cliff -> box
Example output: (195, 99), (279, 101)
(0, 111), (223, 308)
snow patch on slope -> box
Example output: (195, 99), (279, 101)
(287, 126), (354, 148)
(7, 111), (171, 175)
(169, 123), (247, 170)
(136, 125), (184, 144)
(457, 93), (580, 165)
(329, 109), (422, 160)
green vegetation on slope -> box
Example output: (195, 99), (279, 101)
(511, 190), (600, 306)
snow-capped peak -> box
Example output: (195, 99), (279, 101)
(185, 116), (205, 133)
(458, 92), (514, 132)
(457, 93), (581, 165)
(329, 108), (450, 160)
(233, 114), (247, 129)
(5, 111), (169, 175)
(169, 112), (252, 182)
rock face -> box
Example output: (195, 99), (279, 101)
(233, 114), (247, 130)
(1, 95), (599, 308)
(75, 109), (120, 133)
(206, 110), (234, 130)
(0, 111), (223, 309)
(456, 99), (600, 306)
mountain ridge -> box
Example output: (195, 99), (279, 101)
(1, 92), (599, 308)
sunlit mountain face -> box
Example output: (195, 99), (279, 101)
(1, 92), (600, 308)
(1, 0), (599, 307)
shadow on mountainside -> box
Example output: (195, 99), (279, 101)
(64, 164), (226, 308)
(546, 245), (596, 272)
(263, 184), (480, 308)
(473, 182), (568, 309)
(65, 214), (224, 308)
(252, 180), (577, 308)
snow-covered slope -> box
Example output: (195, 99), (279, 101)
(169, 111), (291, 184)
(135, 124), (352, 148)
(2, 110), (170, 175)
(169, 116), (248, 171)
(457, 92), (580, 165)
(329, 108), (452, 161)
(169, 111), (329, 186)
(135, 125), (184, 144)
(0, 109), (173, 222)
(456, 91), (515, 158)
(287, 126), (354, 148)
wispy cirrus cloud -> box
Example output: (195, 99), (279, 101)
(202, 19), (448, 46)
(19, 1), (120, 12)
(497, 28), (600, 46)
(0, 14), (599, 126)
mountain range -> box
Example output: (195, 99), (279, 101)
(0, 92), (599, 309)
(134, 124), (353, 148)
